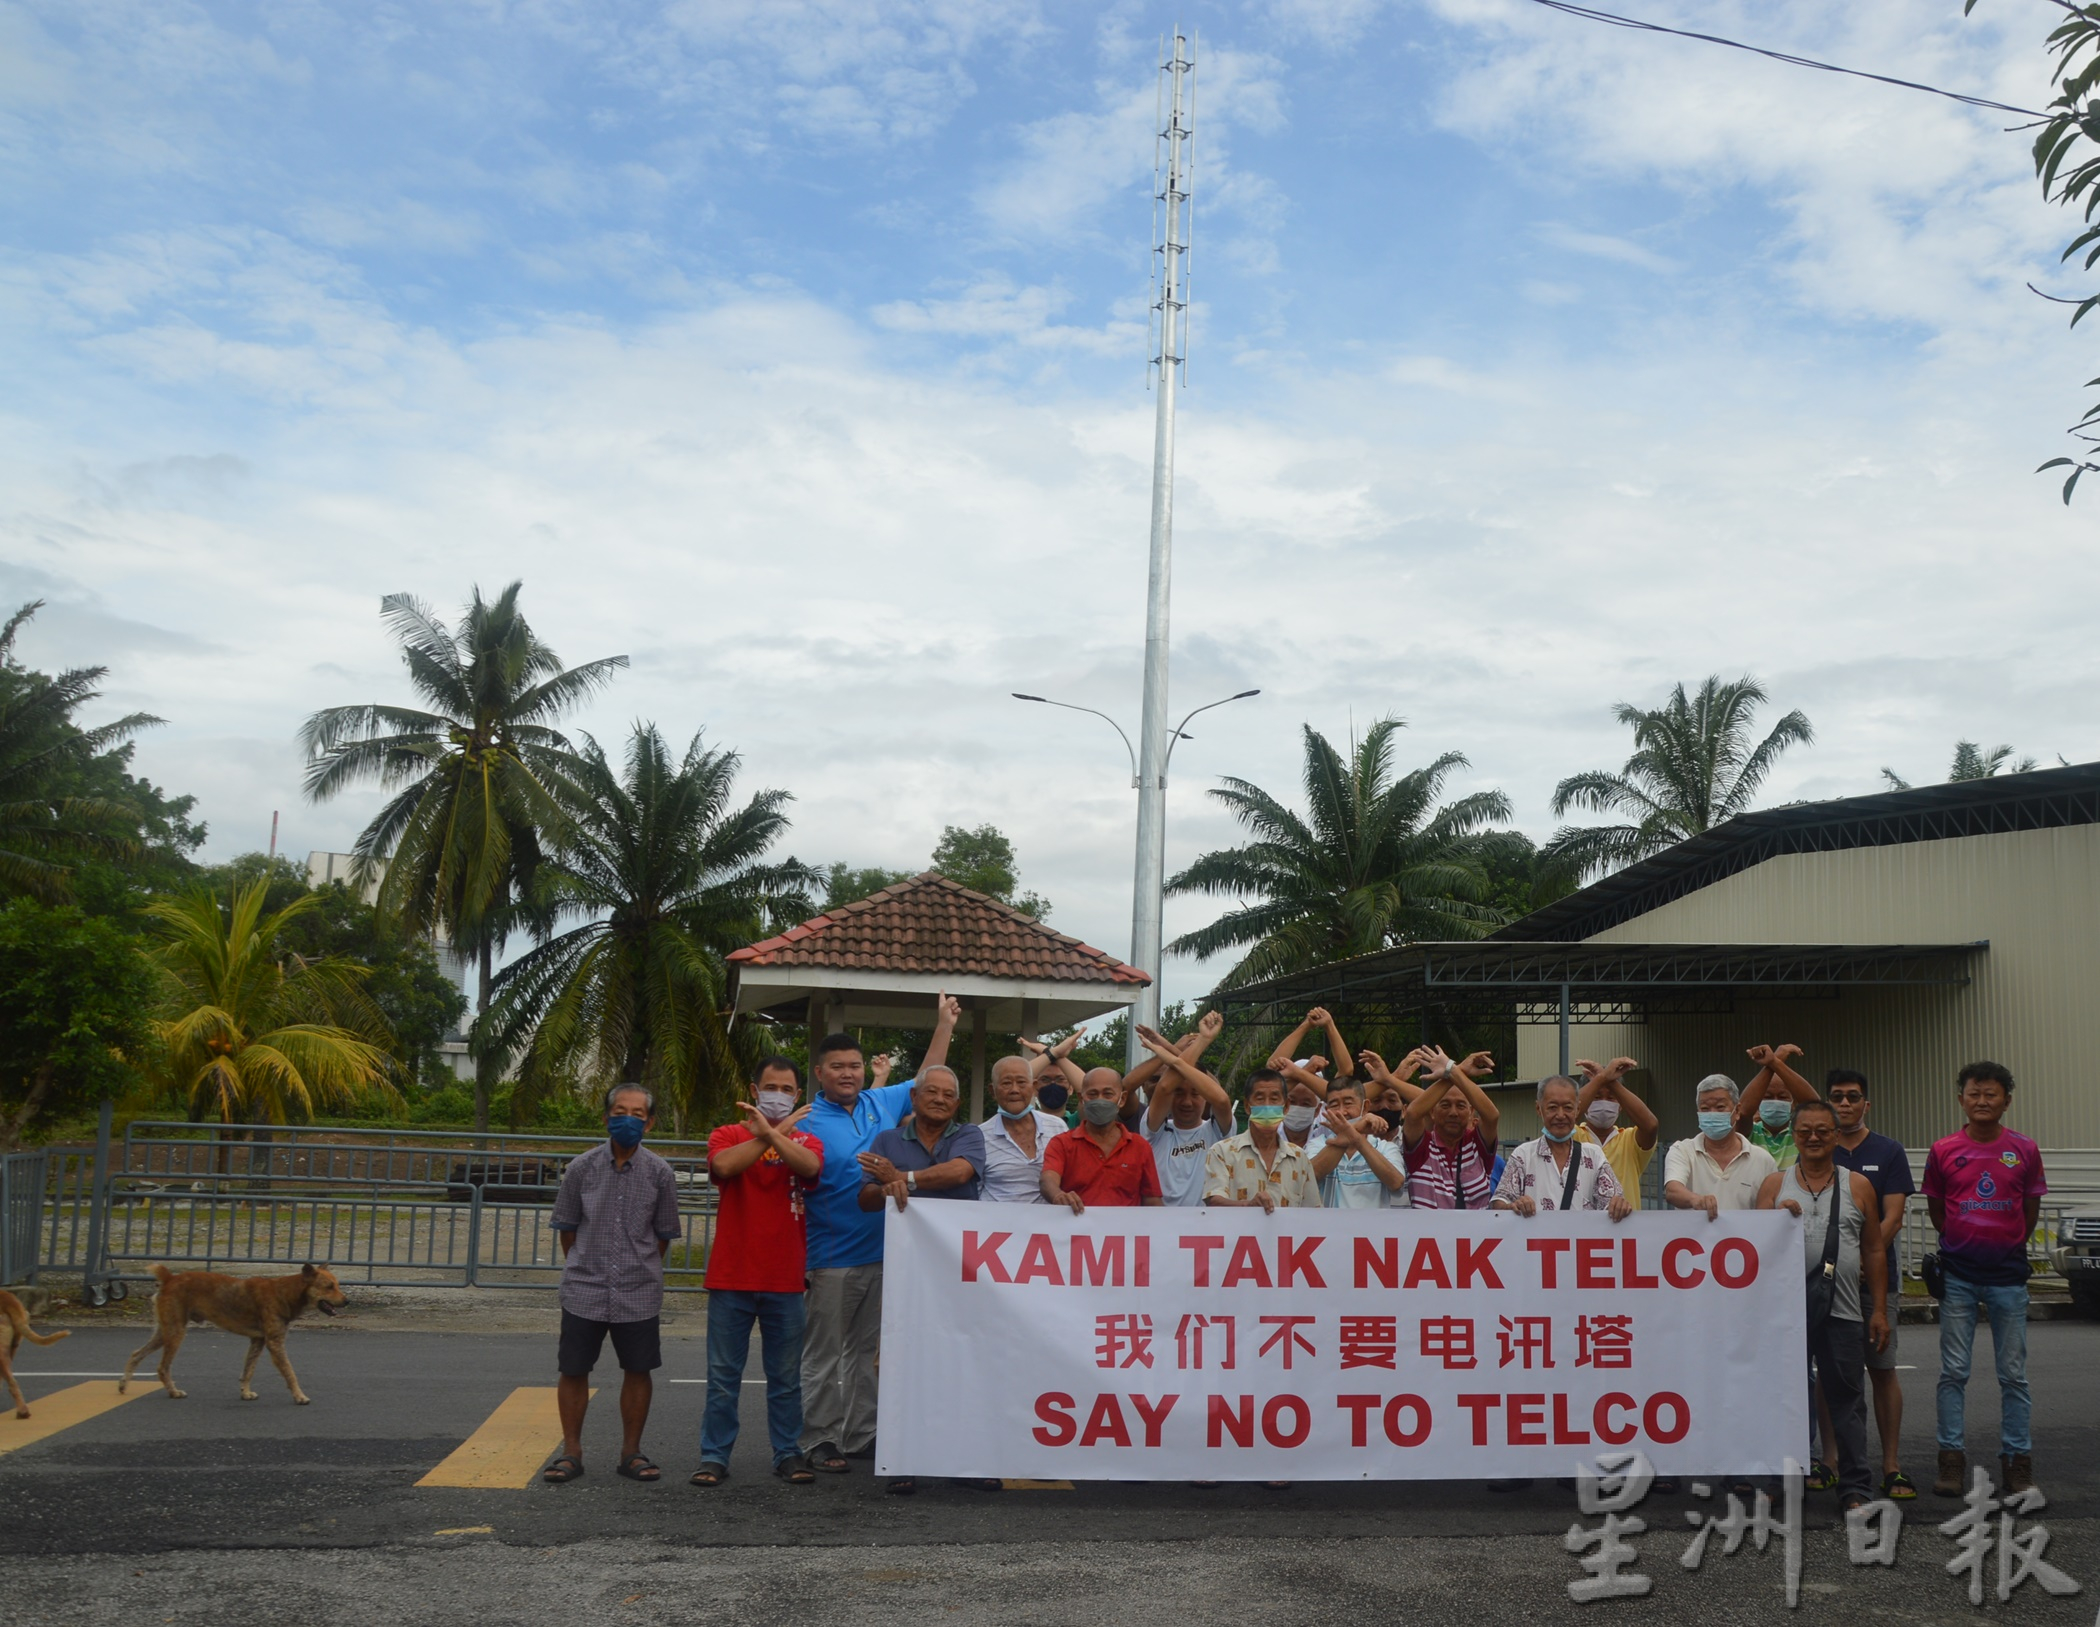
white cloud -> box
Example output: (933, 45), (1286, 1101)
(1537, 223), (1678, 274)
(872, 275), (1141, 353)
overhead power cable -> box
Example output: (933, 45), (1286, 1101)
(1521, 0), (2051, 121)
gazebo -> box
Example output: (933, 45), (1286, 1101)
(726, 872), (1150, 1118)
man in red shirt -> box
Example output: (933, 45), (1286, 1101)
(697, 1057), (823, 1487)
(1041, 1068), (1164, 1212)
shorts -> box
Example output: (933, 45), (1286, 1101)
(1864, 1312), (1898, 1371)
(558, 1309), (662, 1376)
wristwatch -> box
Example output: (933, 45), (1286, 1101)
(906, 1169), (918, 1193)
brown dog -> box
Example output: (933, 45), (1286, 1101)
(121, 1263), (346, 1405)
(2, 1289), (70, 1418)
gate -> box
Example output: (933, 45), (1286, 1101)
(40, 1106), (718, 1300)
(1, 1149), (47, 1286)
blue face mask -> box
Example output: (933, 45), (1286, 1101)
(1542, 1123), (1574, 1144)
(999, 1102), (1037, 1121)
(607, 1114), (646, 1149)
(1759, 1099), (1793, 1129)
(1697, 1110), (1733, 1140)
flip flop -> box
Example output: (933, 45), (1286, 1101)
(1806, 1461), (1837, 1493)
(1881, 1470), (1917, 1501)
(886, 1477), (917, 1496)
(773, 1455), (815, 1485)
(691, 1462), (728, 1487)
(542, 1455), (584, 1484)
(616, 1454), (661, 1482)
(807, 1442), (849, 1474)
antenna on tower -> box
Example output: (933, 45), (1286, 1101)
(1126, 28), (1196, 1067)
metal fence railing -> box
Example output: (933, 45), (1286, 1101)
(37, 1108), (719, 1303)
(1, 1149), (47, 1286)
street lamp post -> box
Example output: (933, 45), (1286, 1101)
(1013, 687), (1258, 1066)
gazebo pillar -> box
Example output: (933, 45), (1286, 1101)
(969, 1005), (988, 1122)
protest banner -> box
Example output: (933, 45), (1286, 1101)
(876, 1203), (1808, 1481)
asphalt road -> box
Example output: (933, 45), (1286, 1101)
(5, 1317), (2099, 1626)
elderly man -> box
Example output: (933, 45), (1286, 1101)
(1400, 1049), (1500, 1209)
(696, 1057), (823, 1489)
(543, 1083), (683, 1486)
(1202, 1068), (1322, 1212)
(1493, 1075), (1633, 1220)
(859, 1066), (986, 1208)
(1042, 1069), (1165, 1211)
(1138, 1027), (1237, 1206)
(1663, 1074), (1778, 1219)
(1572, 1056), (1660, 1206)
(797, 998), (958, 1475)
(1310, 1078), (1408, 1208)
(1757, 1098), (1890, 1514)
(979, 1056), (1069, 1204)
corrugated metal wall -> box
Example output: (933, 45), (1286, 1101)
(1511, 823), (2100, 1187)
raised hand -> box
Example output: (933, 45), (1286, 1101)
(1357, 1049), (1391, 1082)
(935, 991), (962, 1028)
(1322, 1104), (1358, 1141)
(1018, 1036), (1049, 1056)
(1459, 1050), (1494, 1079)
(1609, 1057), (1639, 1077)
(1573, 1057), (1602, 1080)
(869, 1053), (893, 1088)
(1306, 1006), (1331, 1028)
(1198, 1010), (1224, 1038)
(1774, 1042), (1803, 1062)
(1746, 1043), (1775, 1066)
(1051, 1029), (1084, 1058)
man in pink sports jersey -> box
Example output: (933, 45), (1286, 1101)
(1923, 1061), (2046, 1499)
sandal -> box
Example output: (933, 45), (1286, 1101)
(773, 1455), (815, 1485)
(1806, 1461), (1837, 1493)
(690, 1462), (728, 1487)
(807, 1442), (849, 1474)
(617, 1453), (661, 1482)
(1882, 1469), (1917, 1501)
(1841, 1492), (1872, 1515)
(886, 1476), (917, 1496)
(542, 1454), (584, 1484)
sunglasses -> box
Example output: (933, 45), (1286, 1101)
(1795, 1123), (1836, 1137)
(1827, 1092), (1865, 1104)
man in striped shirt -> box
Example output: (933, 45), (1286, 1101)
(1401, 1048), (1500, 1209)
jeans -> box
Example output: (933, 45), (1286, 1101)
(1808, 1317), (1871, 1499)
(700, 1289), (806, 1468)
(1937, 1274), (2030, 1455)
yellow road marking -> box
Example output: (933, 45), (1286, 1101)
(1000, 1478), (1074, 1490)
(434, 1526), (495, 1536)
(0, 1381), (149, 1455)
(416, 1386), (590, 1490)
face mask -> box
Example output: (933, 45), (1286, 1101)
(1283, 1105), (1318, 1133)
(1036, 1083), (1069, 1111)
(1585, 1102), (1620, 1132)
(755, 1090), (796, 1123)
(1248, 1103), (1286, 1128)
(1759, 1099), (1793, 1129)
(1079, 1098), (1121, 1127)
(606, 1114), (646, 1149)
(1697, 1110), (1733, 1141)
(1542, 1123), (1574, 1144)
(998, 1101), (1036, 1121)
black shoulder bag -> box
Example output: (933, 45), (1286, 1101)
(1558, 1143), (1585, 1212)
(1803, 1175), (1844, 1330)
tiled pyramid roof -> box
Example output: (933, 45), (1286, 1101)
(729, 872), (1150, 987)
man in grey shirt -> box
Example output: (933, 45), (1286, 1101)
(544, 1083), (683, 1485)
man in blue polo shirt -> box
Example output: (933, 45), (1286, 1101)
(797, 997), (956, 1474)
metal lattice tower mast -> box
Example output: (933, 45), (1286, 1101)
(1127, 30), (1195, 1066)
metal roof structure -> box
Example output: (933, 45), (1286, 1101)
(1498, 760), (2100, 944)
(1214, 940), (1985, 1028)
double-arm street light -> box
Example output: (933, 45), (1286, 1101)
(1013, 686), (1259, 1065)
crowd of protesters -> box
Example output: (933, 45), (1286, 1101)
(542, 1002), (2048, 1515)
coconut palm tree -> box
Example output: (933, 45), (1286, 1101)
(484, 724), (815, 1131)
(1165, 718), (1512, 988)
(1546, 675), (1813, 879)
(1880, 741), (2039, 791)
(0, 601), (159, 900)
(299, 584), (626, 1130)
(144, 881), (397, 1124)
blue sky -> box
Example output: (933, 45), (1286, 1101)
(4, 1), (2095, 1009)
